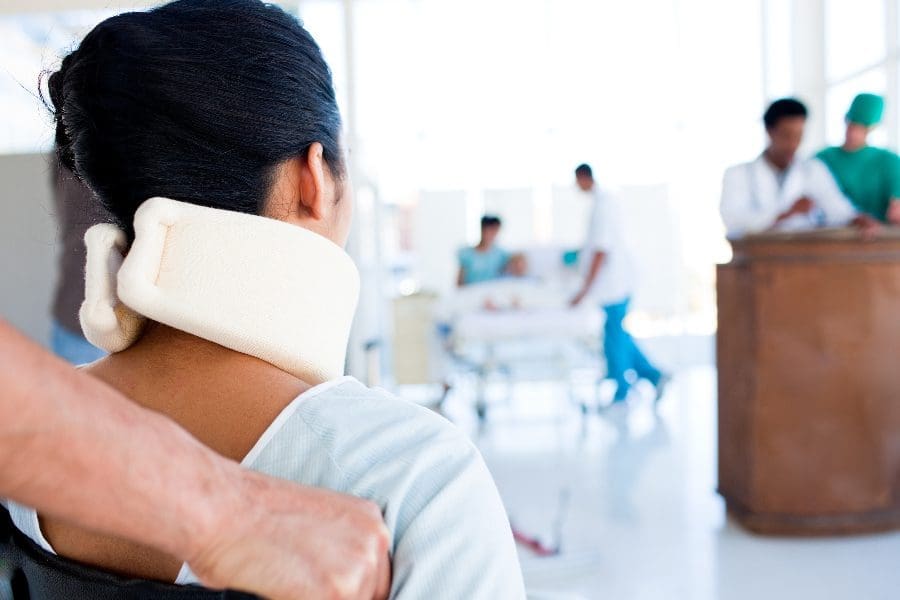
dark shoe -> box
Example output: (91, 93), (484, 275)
(654, 373), (672, 405)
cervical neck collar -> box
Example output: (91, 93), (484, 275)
(80, 197), (360, 384)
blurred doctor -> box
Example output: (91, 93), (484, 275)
(570, 164), (668, 405)
(720, 98), (876, 238)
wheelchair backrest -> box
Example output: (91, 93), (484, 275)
(1, 505), (257, 599)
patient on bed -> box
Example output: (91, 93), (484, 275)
(457, 215), (512, 286)
(436, 247), (602, 347)
(445, 247), (582, 316)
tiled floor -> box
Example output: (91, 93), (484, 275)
(434, 338), (900, 600)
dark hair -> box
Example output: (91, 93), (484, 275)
(481, 215), (502, 229)
(45, 0), (343, 239)
(763, 98), (808, 130)
(574, 163), (593, 178)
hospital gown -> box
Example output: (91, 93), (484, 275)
(458, 246), (510, 285)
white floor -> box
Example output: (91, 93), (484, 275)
(431, 337), (900, 600)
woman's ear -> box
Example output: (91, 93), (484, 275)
(267, 143), (332, 224)
(297, 142), (328, 220)
(264, 143), (347, 244)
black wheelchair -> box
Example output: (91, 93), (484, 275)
(1, 506), (257, 599)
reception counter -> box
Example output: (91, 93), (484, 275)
(717, 228), (900, 534)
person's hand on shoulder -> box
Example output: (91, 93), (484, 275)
(188, 468), (391, 600)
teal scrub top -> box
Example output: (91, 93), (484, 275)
(816, 146), (900, 221)
(458, 246), (509, 285)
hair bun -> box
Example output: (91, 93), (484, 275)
(45, 52), (78, 173)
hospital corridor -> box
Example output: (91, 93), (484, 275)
(456, 350), (900, 600)
(2, 0), (900, 599)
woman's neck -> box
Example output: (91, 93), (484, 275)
(83, 322), (311, 463)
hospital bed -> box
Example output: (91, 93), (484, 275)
(435, 247), (605, 421)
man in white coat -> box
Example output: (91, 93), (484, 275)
(720, 98), (878, 238)
(570, 164), (668, 405)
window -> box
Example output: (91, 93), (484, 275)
(826, 70), (888, 145)
(763, 0), (794, 100)
(822, 0), (897, 149)
(825, 0), (886, 81)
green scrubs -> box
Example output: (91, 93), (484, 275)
(816, 146), (900, 221)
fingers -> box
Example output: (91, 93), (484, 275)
(360, 502), (391, 600)
(278, 499), (390, 600)
(188, 474), (393, 600)
(333, 500), (389, 600)
(372, 546), (392, 600)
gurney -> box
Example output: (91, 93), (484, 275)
(434, 248), (605, 420)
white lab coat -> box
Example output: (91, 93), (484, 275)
(581, 187), (633, 306)
(720, 154), (857, 238)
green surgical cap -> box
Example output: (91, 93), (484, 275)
(846, 93), (884, 126)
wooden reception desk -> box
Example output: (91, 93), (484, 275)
(717, 228), (900, 535)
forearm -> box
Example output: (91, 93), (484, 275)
(773, 206), (798, 225)
(0, 320), (228, 562)
(0, 320), (394, 598)
(721, 201), (781, 236)
(579, 252), (605, 293)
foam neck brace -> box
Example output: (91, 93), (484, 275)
(80, 197), (360, 384)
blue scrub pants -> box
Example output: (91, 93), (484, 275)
(603, 298), (661, 402)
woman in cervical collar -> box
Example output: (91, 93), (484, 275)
(10, 0), (525, 597)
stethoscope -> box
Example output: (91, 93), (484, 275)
(747, 159), (827, 226)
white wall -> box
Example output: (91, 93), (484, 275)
(617, 185), (684, 317)
(0, 152), (58, 346)
(551, 185), (592, 249)
(483, 188), (535, 250)
(412, 189), (471, 294)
